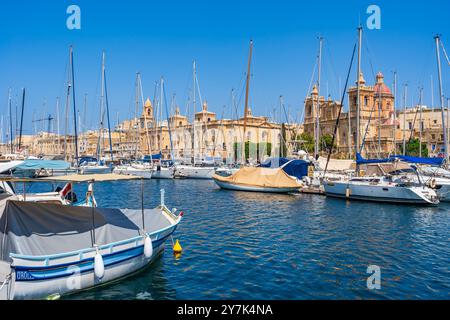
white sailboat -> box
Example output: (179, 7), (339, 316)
(79, 52), (113, 175)
(318, 27), (439, 205)
(323, 162), (439, 205)
(172, 61), (216, 179)
(113, 162), (153, 179)
(149, 78), (175, 179)
(113, 74), (155, 179)
(78, 157), (110, 175)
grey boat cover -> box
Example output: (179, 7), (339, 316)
(0, 196), (172, 262)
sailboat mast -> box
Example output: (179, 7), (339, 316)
(103, 52), (114, 162)
(134, 73), (139, 159)
(355, 26), (362, 157)
(99, 51), (106, 161)
(402, 84), (407, 155)
(64, 73), (70, 161)
(160, 77), (164, 154)
(138, 73), (152, 158)
(393, 72), (397, 154)
(8, 88), (13, 154)
(56, 97), (60, 154)
(419, 87), (423, 157)
(162, 78), (175, 161)
(70, 45), (79, 163)
(434, 35), (448, 161)
(315, 37), (323, 158)
(18, 88), (25, 151)
(242, 40), (253, 164)
(193, 60), (197, 165)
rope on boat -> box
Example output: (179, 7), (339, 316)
(323, 42), (357, 177)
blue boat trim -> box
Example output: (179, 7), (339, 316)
(13, 229), (176, 282)
(10, 217), (180, 261)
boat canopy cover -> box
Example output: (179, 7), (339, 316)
(39, 173), (141, 182)
(142, 153), (162, 162)
(361, 162), (413, 176)
(0, 161), (24, 174)
(15, 160), (70, 170)
(356, 153), (393, 164)
(316, 156), (354, 171)
(260, 158), (309, 179)
(356, 153), (444, 166)
(393, 155), (445, 166)
(213, 166), (301, 188)
(0, 197), (171, 261)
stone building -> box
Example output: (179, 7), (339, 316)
(134, 98), (298, 163)
(397, 106), (449, 157)
(303, 72), (401, 158)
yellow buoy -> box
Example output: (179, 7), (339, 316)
(173, 239), (183, 254)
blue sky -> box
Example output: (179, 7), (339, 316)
(0, 0), (449, 137)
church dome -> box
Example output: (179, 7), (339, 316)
(373, 72), (392, 95)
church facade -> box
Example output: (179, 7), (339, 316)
(303, 72), (402, 158)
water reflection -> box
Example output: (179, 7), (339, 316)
(29, 179), (449, 299)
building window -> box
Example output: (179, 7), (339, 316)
(408, 122), (412, 130)
(207, 118), (211, 122)
(433, 120), (437, 124)
(432, 134), (435, 140)
(179, 121), (182, 126)
(364, 96), (368, 106)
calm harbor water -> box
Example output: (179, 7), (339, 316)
(27, 179), (450, 299)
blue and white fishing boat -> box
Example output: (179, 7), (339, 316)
(0, 189), (182, 300)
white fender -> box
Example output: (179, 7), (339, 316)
(144, 235), (153, 258)
(94, 252), (105, 279)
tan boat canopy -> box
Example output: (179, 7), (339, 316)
(214, 167), (302, 188)
(317, 157), (355, 171)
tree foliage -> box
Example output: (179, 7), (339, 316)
(233, 142), (272, 161)
(405, 138), (428, 157)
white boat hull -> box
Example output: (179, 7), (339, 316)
(113, 166), (152, 179)
(323, 181), (438, 205)
(436, 183), (450, 202)
(79, 166), (111, 175)
(11, 240), (167, 300)
(151, 167), (173, 179)
(174, 165), (215, 179)
(214, 179), (299, 193)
